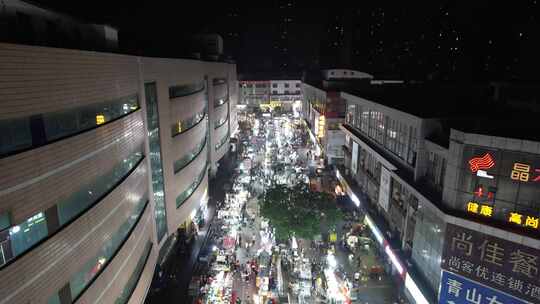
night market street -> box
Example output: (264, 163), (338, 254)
(147, 108), (403, 304)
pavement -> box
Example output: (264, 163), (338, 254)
(145, 150), (238, 304)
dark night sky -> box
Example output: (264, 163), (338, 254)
(35, 1), (540, 81)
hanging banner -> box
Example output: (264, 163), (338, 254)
(378, 166), (391, 212)
(351, 141), (359, 175)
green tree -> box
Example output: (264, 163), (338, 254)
(259, 183), (344, 241)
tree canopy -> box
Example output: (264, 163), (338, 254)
(259, 183), (344, 241)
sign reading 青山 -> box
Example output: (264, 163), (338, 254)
(439, 271), (530, 304)
(441, 223), (540, 303)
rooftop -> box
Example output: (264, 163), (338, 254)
(448, 116), (540, 142)
(342, 83), (492, 118)
(343, 82), (540, 142)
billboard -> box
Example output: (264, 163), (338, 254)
(441, 223), (540, 303)
(457, 146), (540, 233)
(439, 271), (530, 304)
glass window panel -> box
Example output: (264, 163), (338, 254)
(8, 212), (48, 257)
(69, 195), (148, 301)
(145, 83), (167, 242)
(0, 147), (143, 268)
(176, 164), (208, 208)
(42, 94), (139, 143)
(171, 107), (207, 137)
(0, 213), (10, 231)
(0, 117), (32, 157)
(214, 107), (229, 129)
(173, 135), (207, 174)
(47, 293), (61, 304)
(214, 97), (228, 108)
(495, 178), (519, 202)
(168, 81), (205, 99)
(57, 148), (144, 225)
(215, 131), (230, 151)
(114, 241), (152, 304)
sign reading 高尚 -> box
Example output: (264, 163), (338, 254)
(442, 223), (540, 303)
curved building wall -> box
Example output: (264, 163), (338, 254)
(206, 62), (233, 174)
(0, 43), (156, 304)
(140, 58), (210, 239)
(0, 42), (238, 304)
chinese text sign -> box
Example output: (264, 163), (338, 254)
(440, 271), (529, 304)
(442, 224), (540, 303)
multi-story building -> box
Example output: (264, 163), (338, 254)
(0, 3), (237, 304)
(269, 80), (302, 112)
(301, 69), (373, 165)
(238, 80), (270, 110)
(336, 82), (540, 304)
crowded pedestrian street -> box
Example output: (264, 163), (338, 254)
(175, 110), (403, 304)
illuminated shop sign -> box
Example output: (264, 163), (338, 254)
(440, 271), (529, 304)
(469, 153), (495, 179)
(96, 114), (105, 125)
(510, 162), (540, 183)
(462, 147), (540, 232)
(317, 115), (325, 138)
(441, 224), (540, 303)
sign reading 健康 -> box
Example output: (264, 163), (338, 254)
(442, 223), (540, 303)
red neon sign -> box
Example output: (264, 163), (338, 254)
(469, 153), (495, 173)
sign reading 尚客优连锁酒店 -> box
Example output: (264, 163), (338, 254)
(441, 223), (540, 304)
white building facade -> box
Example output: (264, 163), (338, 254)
(337, 90), (540, 304)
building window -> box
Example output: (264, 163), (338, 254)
(1, 147), (145, 268)
(145, 82), (167, 242)
(272, 90), (278, 95)
(284, 90), (290, 94)
(346, 104), (356, 125)
(0, 94), (140, 158)
(214, 108), (229, 130)
(407, 127), (418, 166)
(213, 78), (227, 86)
(176, 164), (207, 208)
(169, 81), (205, 98)
(425, 152), (446, 190)
(215, 131), (230, 151)
(65, 195), (148, 302)
(171, 107), (206, 137)
(114, 241), (153, 304)
(272, 84), (277, 88)
(284, 83), (289, 88)
(214, 97), (228, 108)
(173, 135), (207, 174)
(295, 83), (300, 88)
(295, 90), (301, 94)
